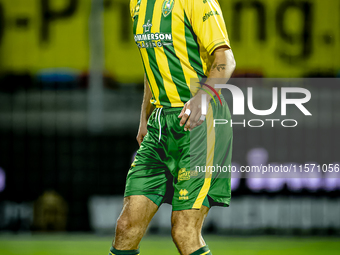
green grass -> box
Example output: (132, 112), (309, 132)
(0, 234), (339, 255)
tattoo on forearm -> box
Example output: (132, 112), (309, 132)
(216, 64), (226, 72)
(212, 63), (226, 72)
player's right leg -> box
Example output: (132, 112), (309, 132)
(110, 195), (158, 254)
(109, 109), (170, 255)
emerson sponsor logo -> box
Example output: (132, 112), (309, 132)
(135, 20), (173, 49)
(134, 33), (173, 49)
(203, 10), (220, 22)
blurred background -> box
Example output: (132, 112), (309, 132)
(0, 0), (340, 254)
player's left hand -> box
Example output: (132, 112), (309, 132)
(178, 93), (206, 131)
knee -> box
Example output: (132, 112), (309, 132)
(114, 215), (143, 250)
(171, 223), (199, 246)
(171, 225), (183, 246)
(116, 216), (132, 234)
(116, 214), (145, 236)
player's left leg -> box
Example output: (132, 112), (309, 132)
(171, 205), (211, 255)
(166, 95), (232, 255)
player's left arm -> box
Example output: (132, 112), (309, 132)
(179, 0), (236, 131)
(179, 46), (236, 131)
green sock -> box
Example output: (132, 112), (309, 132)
(190, 245), (212, 255)
(109, 246), (140, 255)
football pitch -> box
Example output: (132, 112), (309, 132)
(0, 234), (339, 255)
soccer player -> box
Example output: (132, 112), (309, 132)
(109, 0), (235, 254)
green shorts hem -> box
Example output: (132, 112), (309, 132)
(124, 192), (211, 210)
(125, 193), (230, 210)
(172, 195), (211, 211)
(209, 196), (231, 207)
(124, 192), (164, 207)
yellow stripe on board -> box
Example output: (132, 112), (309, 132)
(172, 2), (199, 89)
(201, 250), (211, 255)
(137, 0), (160, 106)
(151, 0), (181, 107)
(192, 104), (215, 209)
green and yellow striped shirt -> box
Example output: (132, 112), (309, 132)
(130, 0), (230, 108)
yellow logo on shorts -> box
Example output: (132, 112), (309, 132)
(190, 170), (198, 177)
(178, 168), (190, 181)
(179, 189), (189, 200)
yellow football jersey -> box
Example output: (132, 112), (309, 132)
(130, 0), (230, 108)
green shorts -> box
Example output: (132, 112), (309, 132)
(125, 95), (233, 211)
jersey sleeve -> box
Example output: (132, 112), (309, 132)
(184, 0), (231, 55)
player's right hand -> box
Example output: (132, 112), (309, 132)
(178, 91), (207, 131)
(136, 122), (148, 147)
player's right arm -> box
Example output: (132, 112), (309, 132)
(136, 74), (155, 146)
